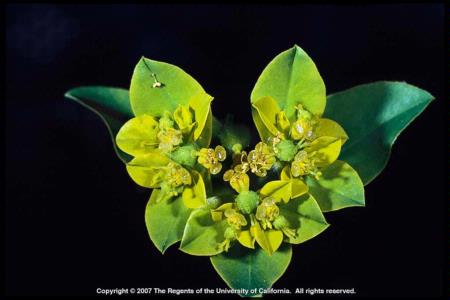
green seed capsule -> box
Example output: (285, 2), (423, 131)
(235, 190), (259, 214)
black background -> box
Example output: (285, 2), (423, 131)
(5, 3), (445, 297)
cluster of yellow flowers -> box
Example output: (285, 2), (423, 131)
(117, 82), (345, 256)
(187, 100), (347, 255)
(117, 104), (211, 207)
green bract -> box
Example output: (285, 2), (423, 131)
(65, 44), (433, 297)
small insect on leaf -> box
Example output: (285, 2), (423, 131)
(151, 73), (164, 88)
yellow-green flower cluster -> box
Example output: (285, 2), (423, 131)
(220, 142), (276, 193)
(208, 99), (348, 256)
(252, 97), (348, 182)
(116, 104), (208, 207)
(211, 182), (299, 255)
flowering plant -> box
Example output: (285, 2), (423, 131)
(65, 45), (433, 297)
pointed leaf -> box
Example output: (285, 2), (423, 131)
(64, 86), (133, 163)
(306, 160), (365, 212)
(279, 194), (329, 244)
(210, 244), (292, 297)
(324, 81), (434, 184)
(180, 208), (228, 256)
(251, 45), (326, 120)
(145, 190), (192, 253)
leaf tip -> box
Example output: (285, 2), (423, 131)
(63, 89), (77, 100)
(158, 246), (167, 255)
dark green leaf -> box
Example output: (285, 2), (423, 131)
(324, 81), (434, 184)
(64, 86), (133, 163)
(210, 244), (292, 297)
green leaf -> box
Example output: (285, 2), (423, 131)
(279, 194), (329, 244)
(145, 190), (192, 254)
(210, 244), (292, 297)
(130, 57), (211, 116)
(324, 81), (434, 184)
(215, 116), (252, 152)
(180, 208), (228, 256)
(64, 86), (134, 163)
(129, 57), (213, 145)
(251, 45), (326, 120)
(306, 160), (365, 212)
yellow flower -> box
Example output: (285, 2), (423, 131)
(255, 197), (280, 229)
(290, 104), (317, 141)
(197, 145), (227, 174)
(223, 151), (250, 193)
(252, 96), (347, 151)
(248, 142), (276, 177)
(166, 162), (192, 187)
(290, 150), (318, 178)
(224, 208), (247, 230)
(223, 170), (250, 193)
(158, 111), (175, 130)
(157, 127), (183, 152)
(267, 131), (284, 151)
(290, 135), (341, 179)
(234, 151), (250, 172)
(290, 118), (316, 141)
(155, 162), (192, 202)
